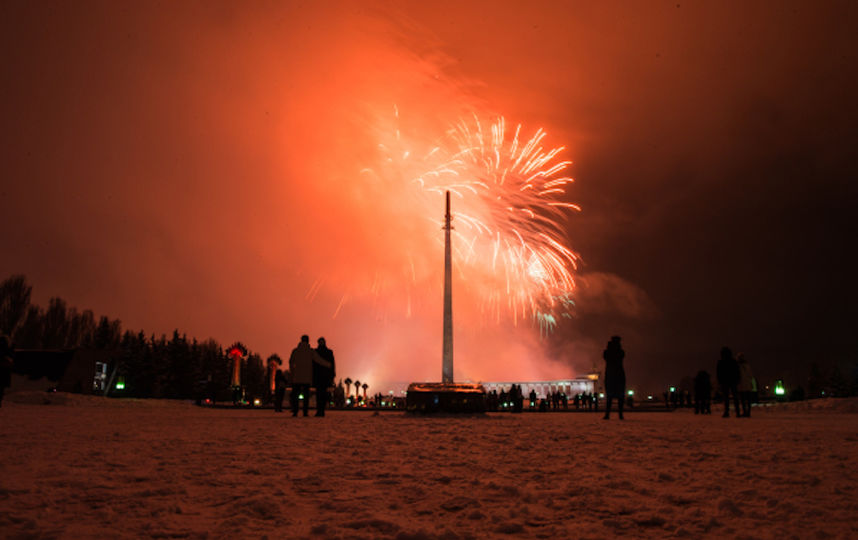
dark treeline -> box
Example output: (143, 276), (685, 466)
(3, 273), (856, 402)
(0, 274), (267, 402)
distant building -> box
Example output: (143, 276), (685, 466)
(482, 377), (597, 397)
(10, 349), (117, 395)
(381, 376), (598, 398)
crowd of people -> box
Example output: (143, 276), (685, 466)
(659, 346), (758, 417)
(713, 346), (757, 417)
(597, 336), (761, 420)
(484, 387), (609, 413)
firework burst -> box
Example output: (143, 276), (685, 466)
(427, 114), (580, 330)
(342, 108), (580, 333)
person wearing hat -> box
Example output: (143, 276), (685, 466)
(313, 337), (336, 417)
(289, 335), (330, 417)
(717, 346), (740, 418)
(603, 335), (626, 420)
(737, 353), (756, 417)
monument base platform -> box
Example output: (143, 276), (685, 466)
(405, 382), (487, 414)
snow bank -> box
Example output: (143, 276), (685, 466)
(1, 395), (856, 539)
(5, 390), (197, 409)
(756, 396), (858, 414)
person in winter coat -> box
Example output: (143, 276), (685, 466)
(736, 353), (756, 417)
(289, 335), (330, 417)
(716, 346), (740, 418)
(273, 368), (287, 413)
(693, 370), (712, 415)
(313, 337), (335, 417)
(602, 336), (626, 420)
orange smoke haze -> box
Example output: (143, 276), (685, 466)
(3, 2), (856, 390)
(1, 2), (588, 388)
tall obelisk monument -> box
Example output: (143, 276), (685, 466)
(404, 190), (485, 412)
(442, 190), (454, 383)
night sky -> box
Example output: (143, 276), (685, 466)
(2, 1), (856, 391)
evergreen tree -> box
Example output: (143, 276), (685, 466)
(94, 316), (122, 350)
(119, 330), (149, 398)
(42, 297), (70, 349)
(851, 360), (858, 397)
(135, 331), (156, 397)
(16, 305), (44, 348)
(67, 309), (96, 349)
(242, 352), (266, 402)
(828, 365), (848, 397)
(0, 274), (287, 402)
(166, 330), (192, 398)
(807, 361), (825, 398)
(150, 333), (169, 397)
(201, 339), (229, 402)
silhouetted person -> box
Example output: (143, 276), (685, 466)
(273, 368), (287, 413)
(488, 389), (498, 411)
(336, 381), (347, 408)
(717, 346), (740, 418)
(529, 389), (537, 408)
(509, 384), (519, 413)
(737, 353), (756, 417)
(313, 337), (335, 417)
(0, 335), (13, 408)
(693, 370), (712, 414)
(289, 335), (329, 417)
(602, 336), (626, 420)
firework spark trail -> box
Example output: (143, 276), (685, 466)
(326, 110), (580, 334)
(428, 114), (581, 329)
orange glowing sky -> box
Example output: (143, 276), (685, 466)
(2, 1), (856, 390)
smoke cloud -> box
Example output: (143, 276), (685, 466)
(3, 2), (855, 391)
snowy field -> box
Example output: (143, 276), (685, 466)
(2, 393), (857, 539)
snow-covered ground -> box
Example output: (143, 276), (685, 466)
(2, 393), (857, 539)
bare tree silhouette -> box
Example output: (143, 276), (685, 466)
(0, 274), (32, 339)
